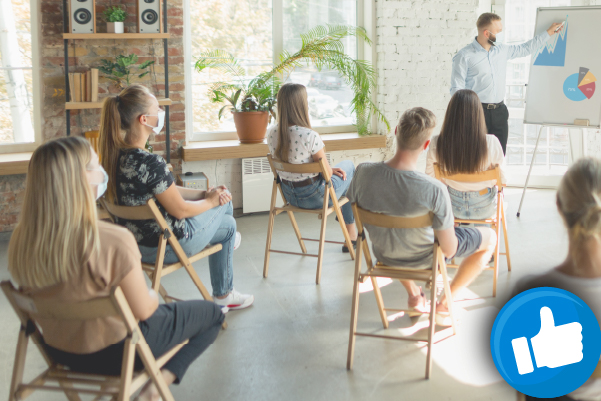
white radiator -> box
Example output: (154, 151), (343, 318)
(242, 154), (332, 214)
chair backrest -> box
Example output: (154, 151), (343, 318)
(0, 281), (138, 341)
(267, 154), (331, 180)
(99, 198), (156, 221)
(433, 163), (502, 188)
(85, 130), (100, 161)
(353, 204), (433, 230)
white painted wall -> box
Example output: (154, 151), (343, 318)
(184, 0), (490, 210)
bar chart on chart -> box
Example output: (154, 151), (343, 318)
(563, 67), (596, 101)
(533, 16), (568, 67)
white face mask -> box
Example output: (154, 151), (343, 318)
(143, 109), (165, 134)
(89, 165), (109, 200)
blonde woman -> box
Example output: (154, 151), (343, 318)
(518, 157), (601, 401)
(99, 84), (252, 310)
(8, 137), (224, 401)
(267, 83), (358, 252)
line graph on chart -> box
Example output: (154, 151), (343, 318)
(533, 15), (568, 67)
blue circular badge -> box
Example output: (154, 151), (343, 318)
(491, 287), (601, 398)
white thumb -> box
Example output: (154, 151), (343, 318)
(538, 307), (556, 332)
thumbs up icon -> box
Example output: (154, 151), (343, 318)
(511, 307), (583, 375)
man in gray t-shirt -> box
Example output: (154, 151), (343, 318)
(347, 107), (496, 324)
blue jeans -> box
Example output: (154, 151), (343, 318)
(139, 202), (235, 297)
(447, 186), (498, 220)
(280, 160), (355, 224)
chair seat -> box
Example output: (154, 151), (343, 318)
(274, 196), (349, 218)
(142, 244), (222, 276)
(363, 265), (434, 282)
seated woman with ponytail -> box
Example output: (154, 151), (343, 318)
(516, 157), (601, 401)
(425, 89), (507, 220)
(99, 84), (253, 310)
(267, 83), (358, 252)
(9, 137), (224, 401)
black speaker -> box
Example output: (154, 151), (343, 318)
(137, 0), (162, 33)
(69, 0), (96, 34)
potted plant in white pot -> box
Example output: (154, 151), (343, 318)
(103, 5), (127, 34)
(195, 25), (389, 144)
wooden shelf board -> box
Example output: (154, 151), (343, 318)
(0, 152), (32, 175)
(66, 98), (172, 110)
(63, 33), (170, 40)
(183, 133), (387, 162)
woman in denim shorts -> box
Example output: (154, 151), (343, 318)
(267, 83), (357, 252)
(425, 89), (507, 220)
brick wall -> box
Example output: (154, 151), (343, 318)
(183, 0), (483, 205)
(0, 0), (185, 232)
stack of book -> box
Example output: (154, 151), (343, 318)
(68, 69), (99, 102)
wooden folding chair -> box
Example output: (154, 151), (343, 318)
(433, 164), (511, 297)
(347, 204), (457, 379)
(100, 198), (226, 329)
(263, 154), (356, 284)
(2, 281), (184, 401)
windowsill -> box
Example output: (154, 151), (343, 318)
(0, 152), (32, 175)
(182, 133), (387, 162)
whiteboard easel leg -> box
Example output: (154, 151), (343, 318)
(517, 125), (546, 217)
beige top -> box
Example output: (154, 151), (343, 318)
(23, 221), (140, 354)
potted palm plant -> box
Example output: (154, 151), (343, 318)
(103, 5), (127, 34)
(195, 25), (389, 144)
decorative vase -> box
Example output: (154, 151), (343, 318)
(107, 22), (124, 34)
(232, 111), (270, 144)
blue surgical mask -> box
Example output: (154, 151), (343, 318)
(144, 109), (165, 134)
(89, 165), (109, 199)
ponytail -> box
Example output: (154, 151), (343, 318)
(99, 84), (153, 202)
(275, 83), (312, 163)
(557, 158), (601, 266)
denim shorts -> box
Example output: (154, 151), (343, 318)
(447, 186), (498, 220)
(450, 226), (482, 260)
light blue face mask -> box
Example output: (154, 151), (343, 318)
(144, 109), (165, 134)
(89, 165), (109, 199)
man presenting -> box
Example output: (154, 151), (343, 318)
(450, 13), (564, 154)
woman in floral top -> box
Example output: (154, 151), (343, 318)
(267, 83), (358, 252)
(100, 84), (253, 310)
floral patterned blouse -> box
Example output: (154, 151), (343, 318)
(115, 148), (185, 247)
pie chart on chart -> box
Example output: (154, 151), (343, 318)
(563, 67), (596, 101)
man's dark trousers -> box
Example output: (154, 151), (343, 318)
(482, 102), (509, 155)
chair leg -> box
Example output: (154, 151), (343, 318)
(372, 276), (388, 329)
(425, 269), (438, 380)
(315, 191), (330, 285)
(347, 237), (363, 370)
(502, 199), (512, 272)
(118, 338), (136, 401)
(151, 237), (167, 293)
(287, 211), (308, 254)
(58, 380), (82, 401)
(136, 343), (175, 401)
(439, 251), (456, 335)
(9, 328), (28, 401)
(331, 187), (355, 261)
(264, 181), (279, 278)
(492, 222), (501, 298)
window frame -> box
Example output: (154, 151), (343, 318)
(0, 0), (43, 154)
(183, 0), (375, 144)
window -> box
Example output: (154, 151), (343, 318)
(186, 0), (364, 141)
(503, 0), (573, 184)
(0, 0), (41, 152)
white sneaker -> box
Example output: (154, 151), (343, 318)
(234, 232), (242, 250)
(214, 288), (254, 310)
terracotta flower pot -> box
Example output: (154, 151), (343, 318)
(233, 111), (269, 144)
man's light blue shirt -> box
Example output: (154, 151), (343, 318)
(450, 32), (551, 104)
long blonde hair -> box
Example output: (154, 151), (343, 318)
(557, 157), (601, 265)
(8, 137), (100, 288)
(275, 83), (312, 162)
(99, 84), (154, 202)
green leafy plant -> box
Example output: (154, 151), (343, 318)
(102, 5), (127, 23)
(195, 24), (389, 135)
(98, 54), (154, 88)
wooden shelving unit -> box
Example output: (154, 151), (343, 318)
(63, 33), (170, 40)
(65, 98), (172, 110)
(62, 0), (172, 162)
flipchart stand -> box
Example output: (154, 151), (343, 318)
(516, 120), (588, 217)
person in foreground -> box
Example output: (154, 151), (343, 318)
(517, 158), (601, 401)
(267, 83), (358, 252)
(99, 84), (253, 310)
(426, 89), (507, 220)
(8, 137), (224, 401)
(347, 107), (496, 324)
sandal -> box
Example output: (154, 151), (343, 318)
(342, 240), (357, 253)
(408, 289), (429, 316)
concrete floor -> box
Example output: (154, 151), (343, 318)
(0, 188), (568, 401)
